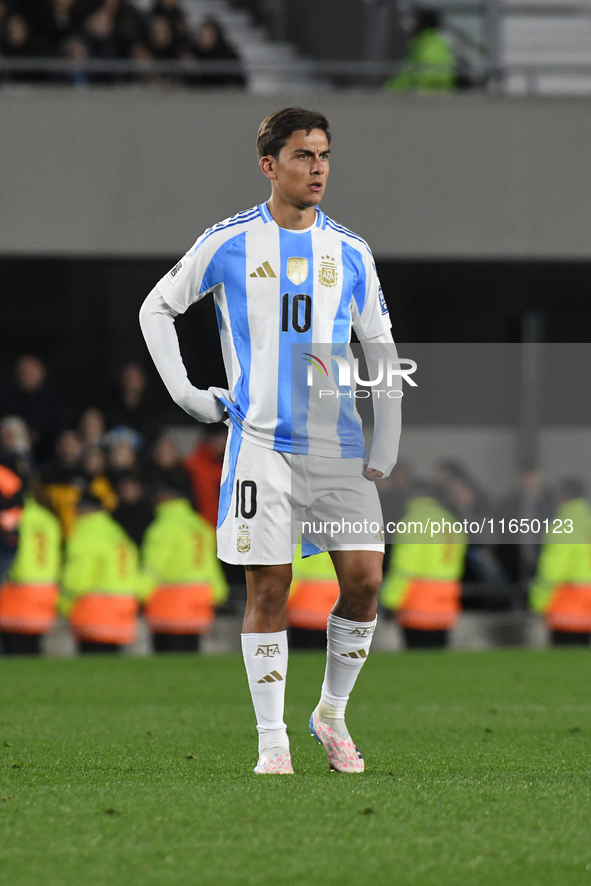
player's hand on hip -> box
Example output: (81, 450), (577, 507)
(363, 465), (383, 481)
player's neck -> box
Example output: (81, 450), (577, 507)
(266, 197), (317, 231)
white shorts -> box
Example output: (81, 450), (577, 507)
(217, 431), (385, 566)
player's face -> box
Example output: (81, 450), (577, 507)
(261, 128), (330, 209)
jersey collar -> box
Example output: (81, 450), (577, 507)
(259, 203), (324, 230)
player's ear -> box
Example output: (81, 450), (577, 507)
(260, 155), (277, 180)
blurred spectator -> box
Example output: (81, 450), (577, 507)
(0, 458), (24, 584)
(433, 458), (465, 510)
(0, 416), (34, 482)
(81, 445), (118, 511)
(183, 424), (226, 527)
(60, 491), (152, 654)
(0, 355), (70, 462)
(150, 0), (186, 41)
(83, 5), (118, 83)
(142, 483), (228, 653)
(0, 2), (9, 39)
(145, 14), (177, 60)
(105, 438), (139, 492)
(102, 0), (142, 56)
(41, 428), (83, 485)
(36, 0), (84, 52)
(381, 482), (467, 649)
(112, 473), (153, 545)
(106, 363), (157, 443)
(445, 471), (502, 582)
(185, 18), (246, 88)
(39, 430), (115, 536)
(384, 8), (455, 93)
(58, 33), (91, 86)
(497, 463), (555, 583)
(128, 38), (154, 83)
(142, 13), (180, 83)
(78, 407), (106, 448)
(0, 493), (61, 656)
(0, 14), (44, 82)
(147, 435), (194, 504)
(530, 477), (591, 646)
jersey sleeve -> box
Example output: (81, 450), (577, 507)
(350, 246), (392, 342)
(153, 229), (225, 315)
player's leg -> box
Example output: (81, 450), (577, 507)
(241, 563), (293, 773)
(216, 435), (296, 773)
(309, 549), (383, 772)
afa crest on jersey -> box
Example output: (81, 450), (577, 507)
(319, 256), (338, 288)
(237, 524), (251, 553)
(287, 257), (308, 285)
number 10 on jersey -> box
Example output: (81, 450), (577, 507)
(281, 293), (311, 333)
(235, 479), (257, 519)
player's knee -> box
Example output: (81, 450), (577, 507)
(340, 568), (382, 602)
(250, 580), (290, 616)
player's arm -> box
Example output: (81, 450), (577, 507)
(139, 241), (232, 424)
(140, 288), (228, 423)
(351, 250), (401, 480)
(359, 329), (402, 480)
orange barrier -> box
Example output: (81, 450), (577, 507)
(70, 594), (138, 644)
(286, 579), (340, 631)
(546, 583), (591, 633)
(0, 582), (59, 634)
(145, 583), (214, 634)
(397, 579), (461, 630)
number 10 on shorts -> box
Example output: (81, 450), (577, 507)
(235, 479), (258, 519)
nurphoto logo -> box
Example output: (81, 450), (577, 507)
(303, 353), (417, 399)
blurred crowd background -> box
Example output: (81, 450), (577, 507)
(2, 350), (588, 657)
(0, 0), (248, 86)
(1, 0), (591, 654)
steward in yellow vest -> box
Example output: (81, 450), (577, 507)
(142, 487), (228, 653)
(287, 544), (340, 649)
(0, 459), (23, 581)
(60, 494), (152, 653)
(381, 486), (466, 648)
(0, 495), (61, 655)
(384, 11), (455, 93)
(529, 479), (591, 646)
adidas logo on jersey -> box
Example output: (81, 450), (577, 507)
(250, 261), (276, 278)
(257, 670), (283, 683)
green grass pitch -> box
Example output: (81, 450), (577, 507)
(1, 649), (591, 886)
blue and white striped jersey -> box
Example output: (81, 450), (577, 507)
(154, 202), (391, 458)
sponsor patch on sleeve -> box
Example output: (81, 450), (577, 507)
(378, 283), (388, 316)
(167, 259), (184, 285)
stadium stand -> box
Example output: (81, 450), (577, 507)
(0, 0), (320, 90)
(501, 0), (591, 94)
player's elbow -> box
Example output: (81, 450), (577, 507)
(138, 290), (156, 331)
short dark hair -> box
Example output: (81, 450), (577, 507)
(256, 107), (331, 160)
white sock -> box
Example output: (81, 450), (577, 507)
(318, 613), (377, 735)
(241, 631), (289, 756)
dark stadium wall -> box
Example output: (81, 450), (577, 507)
(1, 257), (590, 415)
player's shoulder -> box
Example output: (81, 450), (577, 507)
(189, 205), (265, 256)
(321, 213), (372, 258)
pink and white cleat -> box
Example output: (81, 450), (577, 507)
(253, 749), (294, 774)
(309, 708), (364, 773)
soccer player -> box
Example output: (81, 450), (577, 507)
(140, 107), (401, 774)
